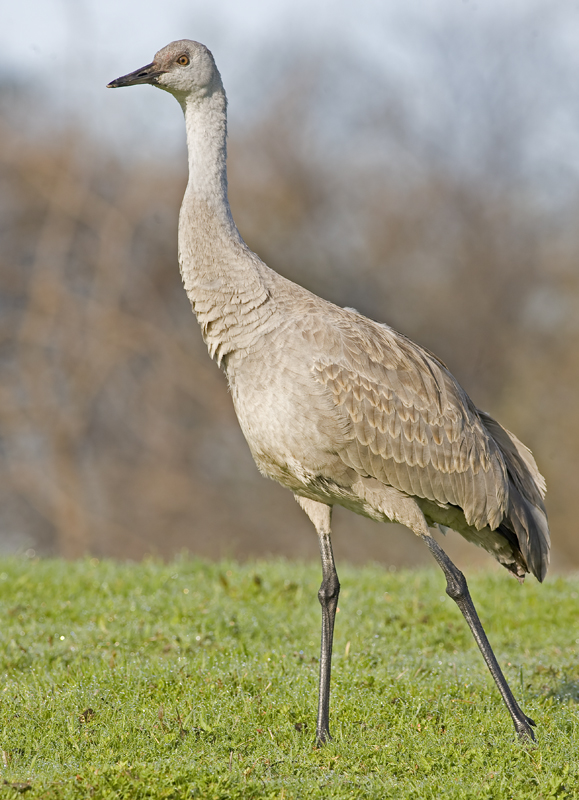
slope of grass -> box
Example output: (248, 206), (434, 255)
(0, 556), (577, 799)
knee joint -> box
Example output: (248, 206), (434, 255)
(445, 569), (468, 601)
(318, 577), (340, 606)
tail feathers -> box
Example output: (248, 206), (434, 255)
(502, 484), (550, 582)
(479, 410), (550, 582)
(479, 411), (546, 506)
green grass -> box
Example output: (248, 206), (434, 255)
(0, 556), (577, 799)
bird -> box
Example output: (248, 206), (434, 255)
(108, 40), (549, 745)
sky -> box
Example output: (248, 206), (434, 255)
(3, 0), (579, 177)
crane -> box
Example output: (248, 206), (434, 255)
(108, 40), (549, 744)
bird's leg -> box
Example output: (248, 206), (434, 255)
(420, 533), (535, 740)
(294, 497), (339, 745)
(315, 523), (340, 745)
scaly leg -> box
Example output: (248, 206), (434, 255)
(294, 497), (339, 745)
(421, 533), (535, 740)
(315, 523), (340, 743)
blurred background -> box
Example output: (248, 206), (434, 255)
(1, 0), (578, 573)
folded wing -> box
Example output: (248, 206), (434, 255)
(307, 309), (549, 579)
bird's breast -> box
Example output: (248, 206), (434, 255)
(226, 342), (351, 493)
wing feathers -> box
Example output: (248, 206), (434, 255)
(307, 308), (548, 579)
(312, 317), (507, 530)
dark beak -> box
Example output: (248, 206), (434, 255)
(107, 62), (166, 88)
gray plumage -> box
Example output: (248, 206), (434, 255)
(108, 40), (549, 744)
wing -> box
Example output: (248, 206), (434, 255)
(477, 411), (549, 580)
(308, 308), (509, 532)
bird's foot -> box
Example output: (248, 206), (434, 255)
(514, 713), (536, 742)
(314, 729), (332, 748)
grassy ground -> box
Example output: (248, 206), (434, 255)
(0, 556), (577, 799)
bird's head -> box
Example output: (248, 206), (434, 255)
(107, 40), (222, 101)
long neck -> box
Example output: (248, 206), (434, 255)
(180, 88), (232, 225)
(177, 89), (274, 366)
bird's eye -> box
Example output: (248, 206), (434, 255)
(177, 55), (190, 66)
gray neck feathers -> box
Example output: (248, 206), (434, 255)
(177, 88), (274, 366)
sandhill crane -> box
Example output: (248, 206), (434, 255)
(108, 40), (549, 744)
